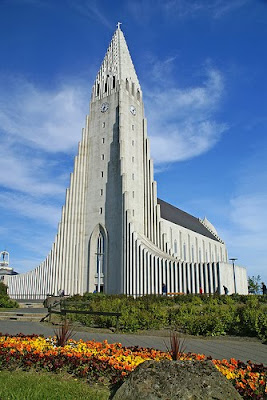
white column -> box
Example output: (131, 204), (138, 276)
(195, 264), (199, 293)
(154, 256), (158, 294)
(147, 252), (151, 294)
(140, 247), (144, 296)
(136, 242), (140, 296)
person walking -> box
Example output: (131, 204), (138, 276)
(162, 283), (167, 296)
(223, 285), (229, 295)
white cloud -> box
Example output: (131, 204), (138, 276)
(163, 0), (251, 19)
(222, 192), (267, 282)
(150, 121), (226, 163)
(68, 0), (113, 29)
(0, 144), (66, 196)
(0, 192), (61, 226)
(0, 75), (89, 153)
(230, 194), (267, 235)
(144, 65), (227, 163)
(127, 0), (250, 24)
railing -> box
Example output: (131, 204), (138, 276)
(46, 300), (122, 332)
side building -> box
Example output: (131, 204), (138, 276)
(0, 251), (18, 286)
(6, 26), (248, 299)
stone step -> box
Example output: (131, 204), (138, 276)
(0, 312), (48, 321)
(18, 302), (44, 309)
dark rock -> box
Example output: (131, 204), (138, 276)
(113, 360), (242, 400)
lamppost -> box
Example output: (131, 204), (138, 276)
(229, 258), (238, 294)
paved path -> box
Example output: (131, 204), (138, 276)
(0, 320), (266, 365)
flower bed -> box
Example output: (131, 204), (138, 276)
(0, 334), (266, 399)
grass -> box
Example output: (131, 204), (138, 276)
(0, 369), (110, 400)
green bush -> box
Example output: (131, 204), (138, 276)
(235, 300), (267, 340)
(169, 303), (238, 336)
(65, 293), (267, 339)
(0, 294), (18, 308)
(0, 282), (8, 295)
(0, 282), (19, 308)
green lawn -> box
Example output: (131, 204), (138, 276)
(0, 369), (110, 400)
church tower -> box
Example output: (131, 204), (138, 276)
(6, 26), (248, 298)
(85, 24), (146, 294)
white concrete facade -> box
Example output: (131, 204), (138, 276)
(6, 27), (248, 299)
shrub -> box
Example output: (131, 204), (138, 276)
(0, 282), (8, 295)
(0, 294), (18, 308)
(65, 293), (267, 339)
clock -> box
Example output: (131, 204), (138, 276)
(100, 102), (109, 113)
(130, 105), (136, 116)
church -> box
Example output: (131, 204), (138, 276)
(6, 25), (248, 299)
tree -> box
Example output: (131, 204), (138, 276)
(0, 281), (8, 296)
(248, 275), (261, 294)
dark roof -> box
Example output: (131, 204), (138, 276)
(0, 268), (18, 276)
(157, 198), (219, 242)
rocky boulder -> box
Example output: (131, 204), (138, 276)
(113, 360), (242, 400)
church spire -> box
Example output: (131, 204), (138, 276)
(92, 24), (141, 100)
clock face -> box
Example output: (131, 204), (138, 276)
(100, 102), (109, 113)
(130, 105), (136, 116)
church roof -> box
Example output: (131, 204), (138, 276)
(92, 25), (141, 100)
(158, 198), (220, 242)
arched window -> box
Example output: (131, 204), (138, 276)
(96, 232), (105, 292)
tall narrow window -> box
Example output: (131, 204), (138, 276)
(102, 138), (105, 144)
(132, 173), (134, 180)
(113, 76), (116, 89)
(102, 122), (105, 128)
(137, 89), (140, 101)
(101, 171), (104, 178)
(132, 140), (134, 146)
(126, 79), (129, 91)
(101, 154), (105, 160)
(96, 232), (104, 293)
(183, 243), (187, 260)
(132, 125), (134, 131)
(174, 240), (178, 254)
(132, 156), (134, 162)
(99, 207), (102, 214)
(100, 189), (103, 196)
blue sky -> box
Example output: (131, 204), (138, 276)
(0, 0), (266, 284)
